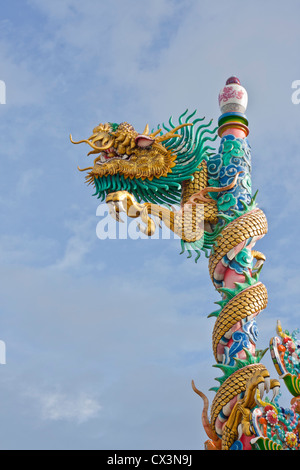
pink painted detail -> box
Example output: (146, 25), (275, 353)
(228, 240), (247, 259)
(239, 433), (255, 450)
(218, 86), (244, 105)
(223, 269), (247, 290)
(135, 135), (154, 148)
(220, 127), (248, 139)
(213, 240), (247, 284)
(214, 262), (227, 282)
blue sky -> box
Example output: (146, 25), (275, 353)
(0, 0), (300, 450)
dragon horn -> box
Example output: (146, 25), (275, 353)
(142, 124), (150, 135)
(150, 128), (162, 138)
(156, 123), (193, 143)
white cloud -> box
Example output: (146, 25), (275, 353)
(53, 213), (100, 271)
(18, 168), (44, 198)
(28, 389), (101, 424)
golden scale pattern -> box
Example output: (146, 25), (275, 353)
(181, 161), (218, 225)
(212, 283), (268, 362)
(173, 206), (204, 242)
(208, 208), (268, 287)
(181, 162), (208, 204)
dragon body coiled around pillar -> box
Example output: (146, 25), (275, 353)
(72, 78), (300, 450)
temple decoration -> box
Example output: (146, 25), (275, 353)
(72, 77), (300, 450)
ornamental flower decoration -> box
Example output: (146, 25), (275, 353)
(265, 408), (278, 426)
(285, 432), (298, 449)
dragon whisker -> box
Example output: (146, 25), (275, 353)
(70, 134), (114, 151)
(77, 165), (93, 172)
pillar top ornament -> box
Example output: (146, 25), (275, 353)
(218, 76), (249, 138)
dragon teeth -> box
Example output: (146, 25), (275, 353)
(96, 152), (131, 164)
(264, 377), (270, 393)
(258, 383), (265, 399)
(271, 386), (280, 402)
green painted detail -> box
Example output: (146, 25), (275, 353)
(282, 373), (300, 397)
(108, 122), (119, 132)
(221, 139), (245, 166)
(241, 173), (252, 193)
(218, 115), (248, 128)
(217, 190), (258, 224)
(209, 348), (268, 392)
(207, 178), (220, 201)
(180, 223), (224, 262)
(217, 193), (237, 212)
(235, 248), (253, 268)
(251, 437), (282, 451)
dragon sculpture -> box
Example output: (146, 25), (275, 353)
(71, 77), (300, 450)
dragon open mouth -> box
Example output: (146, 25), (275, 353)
(96, 148), (132, 164)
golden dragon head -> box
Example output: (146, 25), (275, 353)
(70, 111), (218, 205)
(71, 121), (191, 182)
